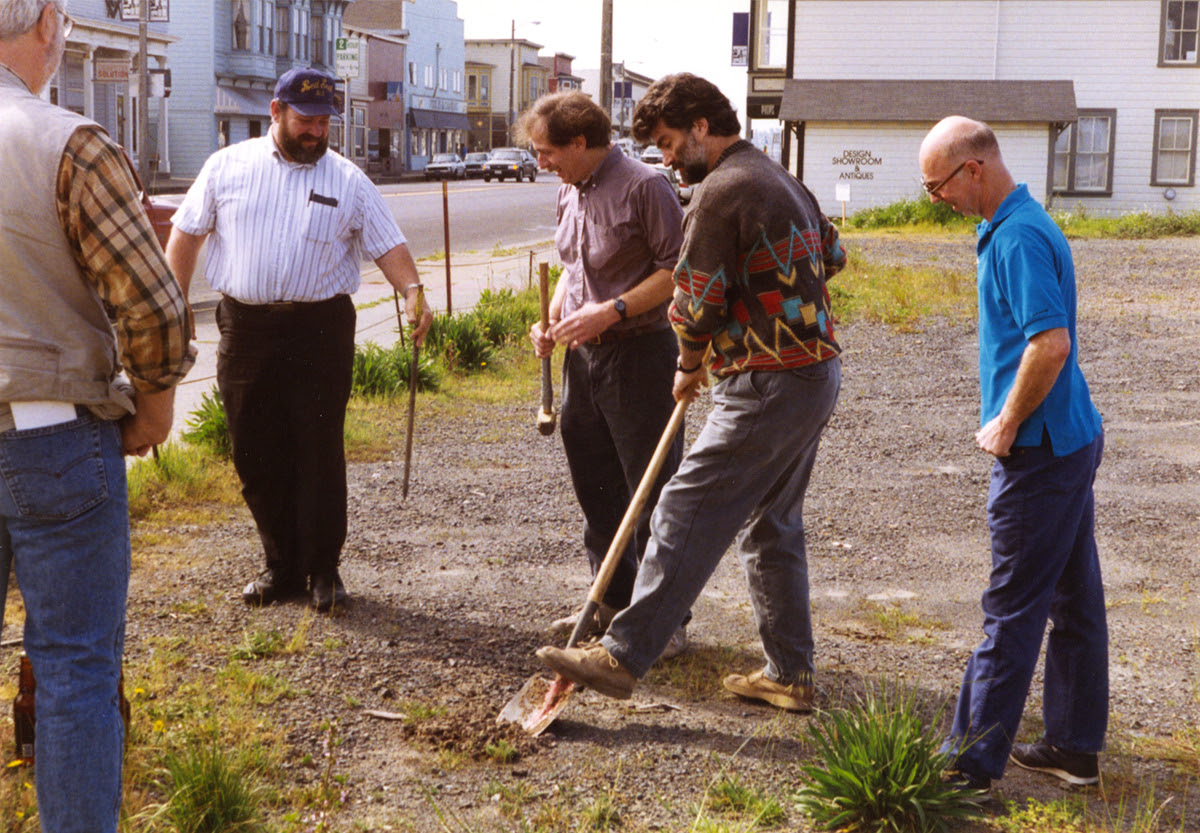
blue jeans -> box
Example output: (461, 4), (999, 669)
(944, 431), (1107, 781)
(603, 359), (841, 679)
(0, 414), (129, 833)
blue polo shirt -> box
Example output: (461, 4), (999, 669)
(976, 184), (1101, 456)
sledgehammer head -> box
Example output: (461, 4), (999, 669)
(537, 408), (556, 436)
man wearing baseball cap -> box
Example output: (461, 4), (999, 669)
(166, 68), (432, 613)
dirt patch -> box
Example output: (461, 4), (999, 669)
(32, 234), (1200, 830)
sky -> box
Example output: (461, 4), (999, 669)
(452, 0), (750, 122)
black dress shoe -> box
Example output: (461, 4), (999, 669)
(242, 570), (306, 606)
(311, 573), (348, 613)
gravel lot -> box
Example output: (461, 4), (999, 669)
(115, 233), (1200, 831)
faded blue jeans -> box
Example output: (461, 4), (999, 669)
(603, 359), (841, 680)
(944, 431), (1107, 781)
(0, 414), (129, 833)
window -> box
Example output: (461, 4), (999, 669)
(276, 5), (289, 57)
(408, 62), (417, 84)
(467, 71), (489, 105)
(1161, 0), (1199, 65)
(311, 13), (322, 63)
(259, 0), (274, 54)
(752, 0), (789, 70)
(1152, 110), (1197, 186)
(424, 64), (434, 88)
(1052, 111), (1116, 196)
(232, 0), (252, 50)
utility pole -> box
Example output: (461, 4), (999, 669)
(508, 19), (515, 146)
(137, 0), (150, 186)
(599, 0), (612, 123)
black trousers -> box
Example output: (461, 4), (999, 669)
(216, 295), (355, 585)
(560, 328), (683, 609)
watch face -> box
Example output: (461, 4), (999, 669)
(615, 298), (627, 319)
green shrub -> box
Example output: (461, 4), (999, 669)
(846, 196), (972, 231)
(795, 685), (983, 832)
(181, 387), (231, 459)
(425, 312), (496, 372)
(351, 340), (439, 397)
(472, 286), (540, 346)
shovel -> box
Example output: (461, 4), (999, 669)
(536, 262), (556, 436)
(497, 395), (688, 735)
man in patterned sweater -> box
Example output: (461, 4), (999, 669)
(538, 73), (845, 712)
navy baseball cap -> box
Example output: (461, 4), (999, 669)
(273, 68), (339, 116)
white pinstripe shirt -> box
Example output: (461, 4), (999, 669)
(172, 136), (406, 304)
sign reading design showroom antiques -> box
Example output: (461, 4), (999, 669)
(833, 149), (882, 180)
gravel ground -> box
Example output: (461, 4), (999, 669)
(114, 234), (1200, 831)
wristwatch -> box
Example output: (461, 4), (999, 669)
(614, 297), (628, 321)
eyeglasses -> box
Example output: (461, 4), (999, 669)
(923, 158), (982, 196)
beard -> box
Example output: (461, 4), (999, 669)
(276, 121), (329, 165)
(675, 133), (710, 186)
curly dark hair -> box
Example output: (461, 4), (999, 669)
(515, 91), (611, 149)
(631, 73), (740, 143)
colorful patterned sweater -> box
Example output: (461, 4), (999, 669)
(670, 140), (845, 377)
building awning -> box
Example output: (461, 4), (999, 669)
(779, 80), (1077, 124)
(407, 109), (470, 130)
(214, 85), (273, 116)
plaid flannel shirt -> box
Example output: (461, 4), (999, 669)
(55, 127), (195, 393)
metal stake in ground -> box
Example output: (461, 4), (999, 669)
(537, 262), (556, 436)
(497, 396), (689, 734)
(402, 286), (424, 499)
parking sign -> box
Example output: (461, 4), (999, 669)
(335, 38), (360, 79)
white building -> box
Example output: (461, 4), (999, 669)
(746, 0), (1199, 216)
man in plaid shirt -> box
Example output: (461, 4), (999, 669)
(0, 2), (194, 830)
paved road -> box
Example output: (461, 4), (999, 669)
(379, 177), (560, 260)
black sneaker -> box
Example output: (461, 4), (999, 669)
(1010, 739), (1099, 786)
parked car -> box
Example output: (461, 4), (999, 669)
(650, 163), (693, 205)
(640, 146), (664, 165)
(484, 148), (538, 182)
(424, 153), (466, 180)
(463, 151), (491, 178)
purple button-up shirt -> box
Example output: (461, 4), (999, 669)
(555, 145), (683, 332)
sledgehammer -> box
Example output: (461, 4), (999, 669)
(537, 262), (556, 436)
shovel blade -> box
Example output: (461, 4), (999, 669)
(496, 674), (577, 736)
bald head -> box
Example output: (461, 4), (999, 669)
(919, 115), (1014, 221)
(920, 116), (1000, 168)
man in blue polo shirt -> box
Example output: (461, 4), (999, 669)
(918, 116), (1107, 791)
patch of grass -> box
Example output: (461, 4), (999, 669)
(694, 776), (786, 829)
(352, 340), (440, 397)
(127, 441), (242, 524)
(995, 796), (1088, 832)
(229, 627), (287, 661)
(794, 683), (983, 832)
(396, 699), (447, 726)
(139, 743), (269, 833)
(484, 738), (518, 764)
(1128, 725), (1200, 778)
(483, 780), (537, 819)
(1050, 205), (1200, 239)
(644, 644), (763, 700)
(830, 245), (976, 331)
(863, 602), (950, 644)
(579, 791), (622, 830)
